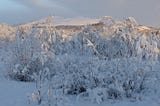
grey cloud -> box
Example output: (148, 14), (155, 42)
(11, 0), (46, 8)
(56, 0), (160, 27)
(0, 0), (76, 25)
(11, 0), (66, 11)
(1, 0), (160, 27)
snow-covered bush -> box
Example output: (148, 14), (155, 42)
(1, 17), (160, 105)
(30, 68), (50, 105)
(75, 58), (160, 103)
(9, 28), (41, 81)
(28, 20), (160, 104)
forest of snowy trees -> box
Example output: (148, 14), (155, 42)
(1, 17), (160, 105)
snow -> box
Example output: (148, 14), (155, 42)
(0, 79), (159, 106)
(76, 100), (159, 106)
(0, 80), (34, 106)
(0, 77), (159, 106)
(20, 16), (101, 27)
(1, 16), (160, 106)
(53, 17), (100, 26)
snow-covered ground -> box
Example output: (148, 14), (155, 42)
(0, 79), (34, 106)
(0, 79), (159, 106)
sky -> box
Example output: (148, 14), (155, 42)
(0, 0), (160, 27)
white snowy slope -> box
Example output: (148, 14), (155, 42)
(19, 16), (100, 27)
(1, 16), (160, 106)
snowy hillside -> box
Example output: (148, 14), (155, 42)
(0, 16), (160, 106)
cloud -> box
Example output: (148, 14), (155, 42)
(11, 0), (45, 8)
(2, 0), (77, 25)
(11, 0), (66, 11)
(1, 0), (160, 27)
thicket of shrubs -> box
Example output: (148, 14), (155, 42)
(2, 17), (160, 105)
